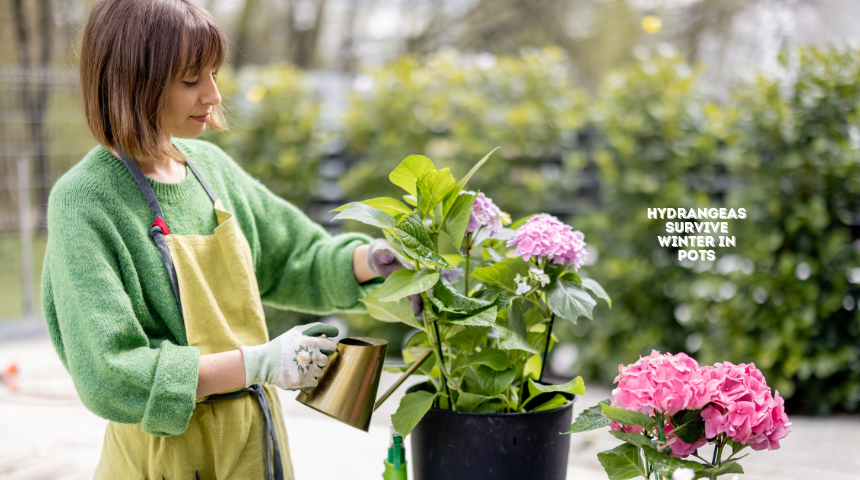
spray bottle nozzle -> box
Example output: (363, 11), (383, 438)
(383, 425), (407, 479)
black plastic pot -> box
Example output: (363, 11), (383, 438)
(407, 382), (576, 480)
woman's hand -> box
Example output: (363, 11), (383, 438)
(240, 323), (339, 391)
(366, 239), (424, 316)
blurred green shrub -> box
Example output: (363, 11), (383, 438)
(570, 48), (728, 392)
(203, 64), (326, 209)
(340, 46), (588, 221)
(692, 48), (860, 413)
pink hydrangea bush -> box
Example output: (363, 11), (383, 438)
(700, 362), (792, 451)
(602, 351), (791, 469)
(506, 213), (588, 268)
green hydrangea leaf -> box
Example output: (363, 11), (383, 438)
(395, 214), (453, 269)
(417, 168), (455, 217)
(601, 404), (657, 431)
(471, 257), (531, 291)
(359, 288), (423, 329)
(582, 277), (612, 308)
(669, 409), (706, 444)
(390, 155), (436, 196)
(597, 443), (648, 480)
(331, 203), (397, 229)
(610, 430), (655, 450)
(441, 147), (499, 212)
(441, 305), (497, 327)
(496, 301), (539, 354)
(528, 376), (585, 397)
(392, 390), (445, 437)
(432, 277), (491, 312)
(565, 398), (612, 433)
(331, 197), (413, 217)
(462, 347), (513, 371)
(547, 278), (596, 324)
(441, 191), (477, 250)
(378, 269), (440, 303)
(476, 365), (516, 396)
(455, 392), (497, 412)
(446, 326), (491, 354)
(532, 394), (569, 412)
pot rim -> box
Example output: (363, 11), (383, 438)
(425, 394), (579, 417)
(410, 381), (580, 417)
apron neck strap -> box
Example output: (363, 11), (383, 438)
(115, 147), (221, 220)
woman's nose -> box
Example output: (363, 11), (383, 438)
(201, 75), (222, 106)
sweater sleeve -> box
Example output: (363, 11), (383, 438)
(210, 144), (376, 315)
(41, 176), (200, 437)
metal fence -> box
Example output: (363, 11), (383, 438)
(0, 68), (94, 325)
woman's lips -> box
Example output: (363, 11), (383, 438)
(191, 113), (210, 123)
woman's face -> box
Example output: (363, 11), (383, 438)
(163, 66), (222, 140)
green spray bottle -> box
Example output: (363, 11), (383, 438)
(382, 425), (407, 480)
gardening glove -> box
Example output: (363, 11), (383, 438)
(240, 323), (339, 391)
(366, 238), (424, 316)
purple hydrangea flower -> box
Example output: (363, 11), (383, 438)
(506, 213), (588, 269)
(464, 191), (505, 237)
(441, 266), (464, 283)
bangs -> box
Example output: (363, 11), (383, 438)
(175, 8), (227, 80)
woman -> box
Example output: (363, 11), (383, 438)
(41, 1), (418, 478)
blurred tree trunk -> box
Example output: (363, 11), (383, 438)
(404, 0), (446, 54)
(286, 0), (328, 69)
(11, 0), (53, 230)
(337, 0), (363, 73)
(233, 0), (260, 70)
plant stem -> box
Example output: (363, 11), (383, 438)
(464, 256), (470, 296)
(516, 354), (528, 411)
(422, 311), (454, 410)
(711, 441), (718, 465)
(538, 312), (555, 382)
(716, 438), (726, 468)
(431, 320), (453, 410)
(723, 444), (746, 463)
(521, 295), (548, 315)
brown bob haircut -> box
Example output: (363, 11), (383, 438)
(80, 0), (228, 165)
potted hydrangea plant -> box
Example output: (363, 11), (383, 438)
(332, 150), (611, 479)
(566, 351), (791, 480)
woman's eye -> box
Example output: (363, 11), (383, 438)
(183, 80), (198, 86)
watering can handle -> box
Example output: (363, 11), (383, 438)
(373, 350), (433, 411)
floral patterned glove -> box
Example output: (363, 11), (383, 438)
(366, 239), (424, 315)
(240, 323), (339, 391)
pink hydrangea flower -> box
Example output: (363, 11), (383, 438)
(700, 362), (791, 451)
(664, 423), (707, 458)
(465, 191), (505, 237)
(506, 213), (587, 268)
(610, 350), (711, 418)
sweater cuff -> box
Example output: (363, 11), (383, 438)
(327, 232), (375, 312)
(141, 342), (200, 437)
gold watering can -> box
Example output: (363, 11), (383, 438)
(296, 337), (432, 432)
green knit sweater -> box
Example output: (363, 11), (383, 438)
(41, 137), (373, 437)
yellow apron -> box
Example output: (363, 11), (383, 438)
(94, 151), (293, 479)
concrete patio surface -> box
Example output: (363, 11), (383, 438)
(0, 336), (858, 480)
